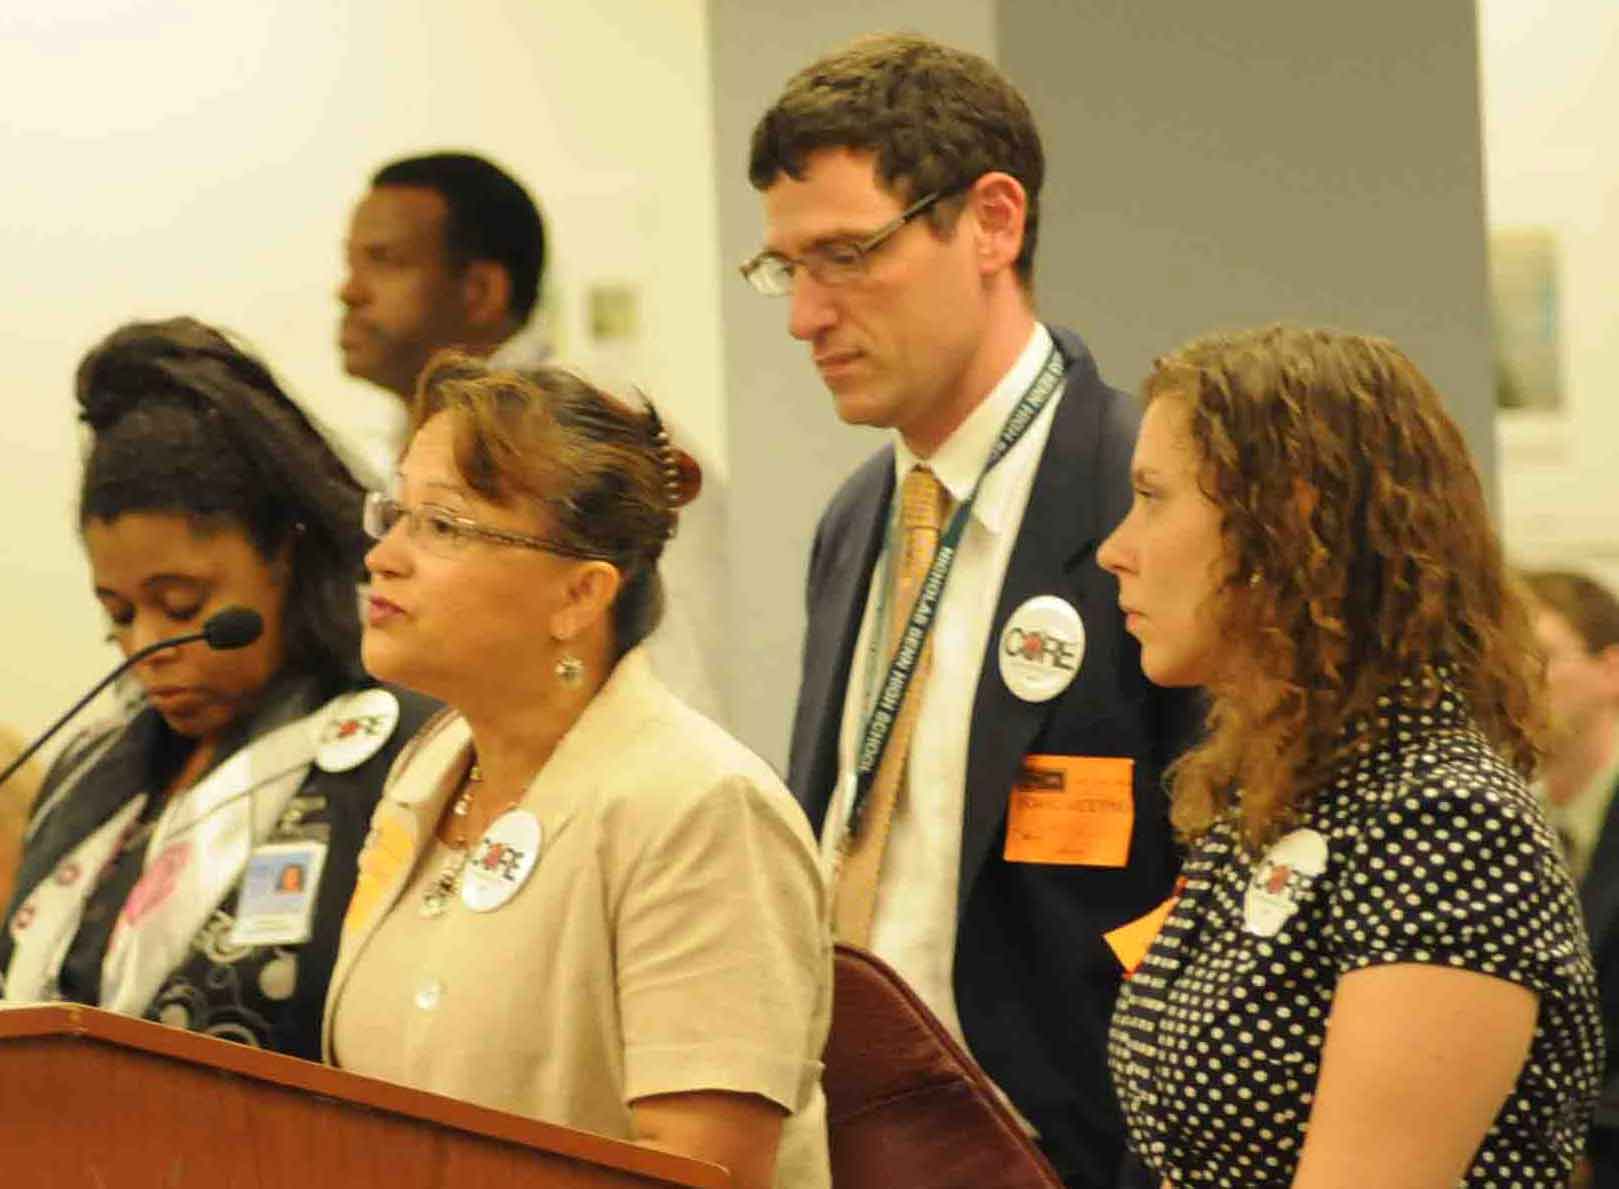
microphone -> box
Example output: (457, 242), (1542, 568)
(0, 606), (265, 789)
(200, 606), (264, 651)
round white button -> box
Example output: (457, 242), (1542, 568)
(316, 689), (400, 773)
(997, 595), (1086, 703)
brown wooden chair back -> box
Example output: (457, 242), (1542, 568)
(822, 943), (1065, 1188)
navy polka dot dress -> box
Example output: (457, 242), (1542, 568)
(1110, 686), (1601, 1186)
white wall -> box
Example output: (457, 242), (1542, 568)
(1480, 0), (1619, 590)
(0, 0), (723, 739)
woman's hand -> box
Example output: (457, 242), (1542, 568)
(631, 1089), (787, 1189)
(1291, 963), (1537, 1188)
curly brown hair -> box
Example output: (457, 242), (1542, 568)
(747, 31), (1045, 285)
(1152, 325), (1544, 850)
(408, 352), (701, 655)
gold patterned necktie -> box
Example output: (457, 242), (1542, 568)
(832, 464), (950, 947)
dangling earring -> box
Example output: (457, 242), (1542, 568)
(555, 653), (584, 686)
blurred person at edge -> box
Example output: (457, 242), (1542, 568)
(1523, 569), (1619, 1187)
(0, 726), (43, 909)
(324, 355), (829, 1189)
(0, 318), (436, 1057)
(338, 150), (725, 723)
(1100, 324), (1601, 1188)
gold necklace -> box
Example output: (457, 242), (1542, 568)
(420, 762), (482, 918)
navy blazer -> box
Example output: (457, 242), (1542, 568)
(787, 326), (1194, 1188)
(1579, 773), (1619, 1146)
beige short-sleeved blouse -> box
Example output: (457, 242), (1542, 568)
(325, 649), (831, 1188)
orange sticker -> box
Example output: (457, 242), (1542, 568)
(1104, 892), (1178, 976)
(1003, 754), (1134, 866)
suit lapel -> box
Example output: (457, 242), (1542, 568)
(321, 714), (469, 1057)
(1581, 771), (1619, 947)
(959, 333), (1110, 907)
(794, 457), (893, 832)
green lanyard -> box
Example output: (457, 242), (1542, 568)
(844, 344), (1066, 841)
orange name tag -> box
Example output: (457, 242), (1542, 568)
(1104, 892), (1178, 976)
(1003, 754), (1134, 866)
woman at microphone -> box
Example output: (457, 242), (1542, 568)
(0, 317), (436, 1059)
(325, 356), (830, 1189)
(1099, 325), (1600, 1186)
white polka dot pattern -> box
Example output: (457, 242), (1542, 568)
(1109, 686), (1602, 1186)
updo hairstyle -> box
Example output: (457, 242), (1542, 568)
(409, 352), (702, 655)
(76, 317), (369, 686)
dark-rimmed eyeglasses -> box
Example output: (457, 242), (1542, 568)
(362, 492), (613, 561)
(739, 188), (960, 297)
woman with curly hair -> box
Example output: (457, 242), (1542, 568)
(1098, 325), (1600, 1187)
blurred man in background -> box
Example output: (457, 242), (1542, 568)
(339, 151), (548, 400)
(1524, 568), (1619, 1186)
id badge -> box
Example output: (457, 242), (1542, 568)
(228, 840), (328, 947)
(1004, 755), (1134, 867)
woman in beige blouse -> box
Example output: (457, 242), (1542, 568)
(325, 355), (831, 1189)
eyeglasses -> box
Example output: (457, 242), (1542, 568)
(739, 188), (959, 297)
(362, 492), (613, 561)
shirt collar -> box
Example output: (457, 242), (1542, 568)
(892, 322), (1054, 535)
(1553, 748), (1619, 873)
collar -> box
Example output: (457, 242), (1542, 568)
(1552, 747), (1619, 863)
(892, 322), (1054, 536)
(382, 646), (668, 823)
(487, 319), (553, 370)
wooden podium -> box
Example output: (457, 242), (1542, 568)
(0, 1004), (730, 1188)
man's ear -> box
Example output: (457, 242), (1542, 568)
(549, 561), (623, 643)
(460, 260), (513, 332)
(1594, 643), (1619, 701)
(965, 171), (1028, 278)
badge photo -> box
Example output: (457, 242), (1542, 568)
(316, 688), (400, 773)
(229, 840), (329, 947)
(998, 595), (1086, 703)
(1243, 828), (1328, 938)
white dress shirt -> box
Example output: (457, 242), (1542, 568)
(823, 322), (1060, 1055)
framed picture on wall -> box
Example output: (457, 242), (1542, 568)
(1488, 226), (1564, 413)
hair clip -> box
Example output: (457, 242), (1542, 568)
(641, 397), (682, 531)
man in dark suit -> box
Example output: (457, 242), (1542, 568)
(744, 34), (1190, 1188)
(1524, 570), (1619, 1186)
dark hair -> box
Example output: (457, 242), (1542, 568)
(409, 353), (701, 655)
(77, 317), (369, 687)
(372, 152), (545, 325)
(748, 32), (1045, 285)
(1147, 324), (1544, 849)
(1523, 570), (1619, 656)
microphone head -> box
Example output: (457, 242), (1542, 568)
(202, 607), (264, 651)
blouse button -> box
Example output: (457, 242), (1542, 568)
(414, 977), (445, 1012)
